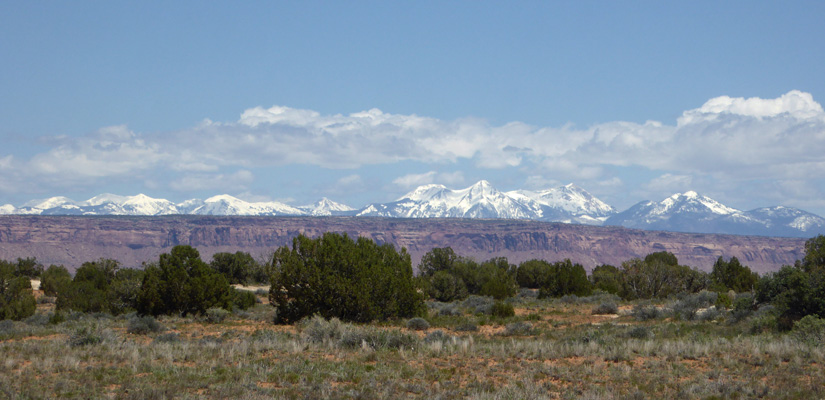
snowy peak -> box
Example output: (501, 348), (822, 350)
(299, 198), (356, 216)
(604, 191), (825, 237)
(740, 206), (825, 234)
(84, 193), (179, 215)
(507, 183), (616, 219)
(658, 191), (740, 217)
(24, 196), (78, 210)
(192, 195), (304, 216)
(360, 180), (613, 223)
(606, 191), (742, 230)
(400, 184), (449, 202)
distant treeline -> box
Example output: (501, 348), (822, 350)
(2, 234), (825, 331)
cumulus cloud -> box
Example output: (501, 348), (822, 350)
(170, 170), (254, 192)
(644, 174), (695, 194)
(392, 171), (466, 189)
(679, 90), (824, 124)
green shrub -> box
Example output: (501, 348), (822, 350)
(300, 315), (347, 344)
(516, 260), (552, 289)
(463, 295), (494, 315)
(69, 326), (105, 347)
(137, 246), (233, 317)
(453, 322), (478, 332)
(428, 302), (462, 316)
(626, 326), (652, 339)
(592, 302), (618, 315)
(57, 259), (143, 316)
(24, 313), (50, 326)
(631, 304), (662, 321)
(590, 264), (622, 295)
(671, 291), (717, 321)
(40, 265), (71, 297)
(49, 311), (65, 325)
(710, 256), (758, 293)
(0, 320), (15, 335)
(479, 268), (517, 300)
(154, 332), (181, 343)
(715, 291), (733, 310)
(491, 301), (515, 318)
(0, 265), (37, 321)
(792, 315), (825, 345)
(210, 251), (267, 284)
(269, 233), (424, 323)
(503, 321), (533, 336)
(232, 289), (257, 310)
(428, 271), (468, 302)
(127, 315), (164, 334)
(537, 259), (592, 299)
(423, 329), (450, 343)
(205, 307), (230, 324)
(730, 293), (755, 322)
(406, 317), (430, 331)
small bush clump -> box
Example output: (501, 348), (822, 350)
(491, 301), (515, 318)
(24, 313), (51, 326)
(0, 320), (16, 335)
(631, 304), (663, 321)
(300, 315), (347, 344)
(232, 289), (257, 310)
(461, 295), (493, 313)
(453, 322), (478, 332)
(153, 332), (181, 343)
(502, 321), (533, 336)
(428, 301), (462, 316)
(792, 315), (825, 345)
(671, 291), (718, 321)
(127, 315), (164, 334)
(423, 329), (451, 343)
(626, 326), (652, 339)
(592, 302), (619, 315)
(69, 326), (105, 347)
(205, 307), (230, 324)
(406, 317), (430, 331)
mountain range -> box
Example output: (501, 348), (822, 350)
(2, 181), (824, 238)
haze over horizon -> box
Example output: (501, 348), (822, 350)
(2, 2), (825, 216)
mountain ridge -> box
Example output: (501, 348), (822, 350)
(2, 181), (824, 238)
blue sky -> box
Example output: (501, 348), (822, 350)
(2, 1), (825, 214)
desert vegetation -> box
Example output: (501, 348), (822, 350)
(1, 234), (825, 398)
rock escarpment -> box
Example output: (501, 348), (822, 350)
(0, 216), (806, 273)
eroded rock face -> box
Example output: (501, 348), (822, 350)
(0, 216), (806, 273)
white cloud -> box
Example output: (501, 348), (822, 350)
(170, 170), (254, 192)
(679, 90), (824, 125)
(644, 173), (694, 194)
(392, 171), (465, 189)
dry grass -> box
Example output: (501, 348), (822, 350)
(1, 296), (823, 399)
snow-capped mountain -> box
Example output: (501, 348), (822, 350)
(356, 180), (613, 224)
(189, 195), (304, 216)
(357, 180), (540, 219)
(506, 183), (616, 224)
(2, 184), (824, 238)
(27, 194), (180, 216)
(605, 191), (739, 231)
(299, 198), (356, 216)
(604, 191), (825, 237)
